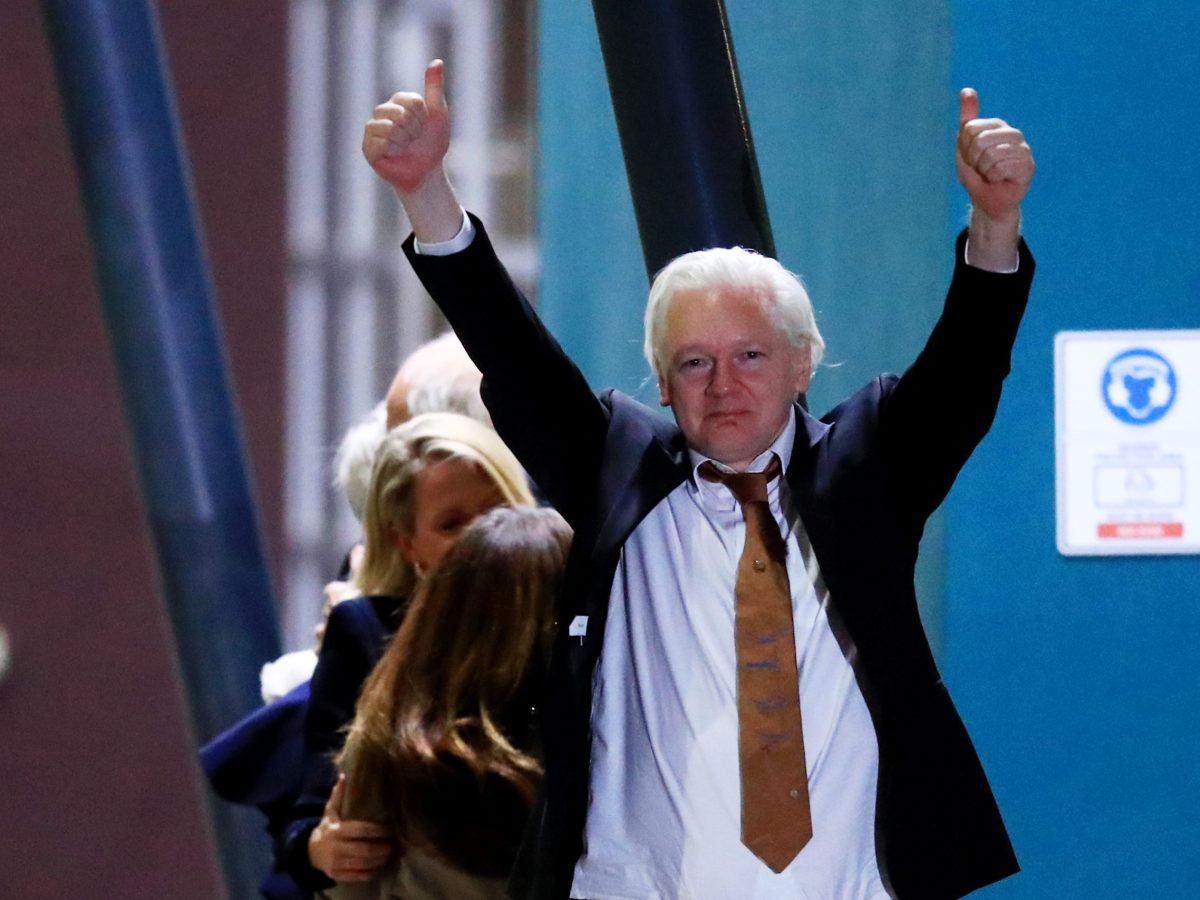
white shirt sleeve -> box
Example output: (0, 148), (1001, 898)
(412, 208), (475, 256)
(963, 236), (1020, 274)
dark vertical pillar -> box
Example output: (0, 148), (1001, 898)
(41, 1), (282, 896)
(591, 0), (775, 279)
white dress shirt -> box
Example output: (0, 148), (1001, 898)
(570, 411), (889, 900)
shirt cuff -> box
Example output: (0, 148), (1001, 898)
(412, 208), (475, 256)
(963, 236), (1020, 274)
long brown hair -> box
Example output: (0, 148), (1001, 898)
(340, 505), (571, 875)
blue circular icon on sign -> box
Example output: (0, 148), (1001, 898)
(1101, 348), (1177, 425)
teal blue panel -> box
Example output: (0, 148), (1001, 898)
(536, 1), (650, 403)
(725, 1), (954, 419)
(944, 3), (1200, 897)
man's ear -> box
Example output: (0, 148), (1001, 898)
(793, 344), (814, 395)
(658, 375), (672, 408)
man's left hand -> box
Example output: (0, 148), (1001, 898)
(956, 88), (1035, 224)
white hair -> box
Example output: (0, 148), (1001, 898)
(643, 246), (825, 379)
(388, 332), (490, 428)
(333, 402), (388, 522)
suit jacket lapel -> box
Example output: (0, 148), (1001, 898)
(786, 400), (829, 476)
(590, 395), (689, 565)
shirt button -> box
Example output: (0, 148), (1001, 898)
(753, 559), (767, 572)
(790, 788), (800, 799)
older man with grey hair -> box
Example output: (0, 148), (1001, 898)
(384, 330), (489, 430)
(363, 60), (1035, 900)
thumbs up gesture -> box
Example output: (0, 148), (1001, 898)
(363, 59), (452, 194)
(956, 87), (1035, 224)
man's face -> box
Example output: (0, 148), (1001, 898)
(658, 286), (812, 471)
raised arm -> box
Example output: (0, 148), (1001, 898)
(873, 91), (1036, 522)
(363, 59), (462, 243)
(957, 88), (1035, 271)
(363, 61), (610, 528)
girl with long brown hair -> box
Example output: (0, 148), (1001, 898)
(331, 505), (572, 899)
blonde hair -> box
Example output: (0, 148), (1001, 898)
(357, 412), (533, 598)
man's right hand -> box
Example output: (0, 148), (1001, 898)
(364, 59), (464, 243)
(363, 59), (450, 194)
(307, 774), (395, 883)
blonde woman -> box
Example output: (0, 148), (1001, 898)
(283, 413), (534, 893)
(331, 505), (571, 899)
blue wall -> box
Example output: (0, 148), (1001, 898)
(538, 1), (1200, 895)
(944, 3), (1200, 896)
(537, 0), (647, 402)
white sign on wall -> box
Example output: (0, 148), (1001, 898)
(1055, 330), (1200, 556)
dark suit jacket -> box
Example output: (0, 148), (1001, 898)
(201, 681), (311, 900)
(281, 594), (407, 892)
(405, 216), (1034, 900)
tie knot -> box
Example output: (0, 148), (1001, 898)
(699, 455), (781, 506)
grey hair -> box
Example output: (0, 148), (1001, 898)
(333, 402), (389, 522)
(643, 246), (825, 380)
(400, 332), (491, 426)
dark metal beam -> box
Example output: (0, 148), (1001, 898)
(591, 0), (775, 280)
(41, 1), (282, 895)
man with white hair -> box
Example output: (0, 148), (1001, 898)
(363, 61), (1035, 900)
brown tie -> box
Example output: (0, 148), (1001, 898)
(700, 456), (811, 872)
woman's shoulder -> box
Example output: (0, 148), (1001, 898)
(316, 598), (383, 672)
(326, 594), (401, 638)
(319, 594), (407, 673)
(364, 593), (409, 630)
(327, 595), (377, 626)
